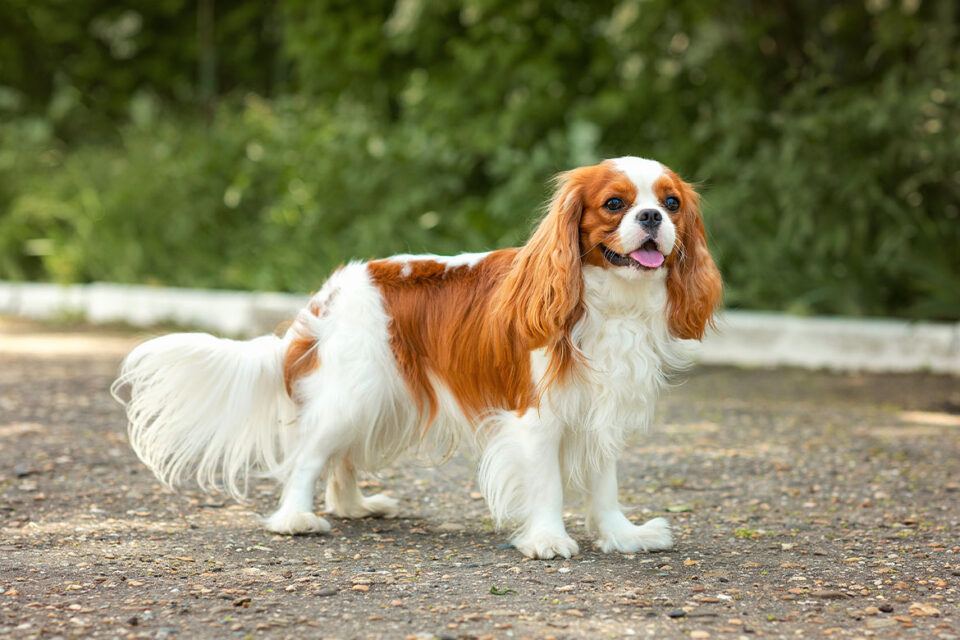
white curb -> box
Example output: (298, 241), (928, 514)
(1, 281), (957, 375)
(699, 311), (959, 375)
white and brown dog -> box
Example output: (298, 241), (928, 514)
(113, 156), (721, 559)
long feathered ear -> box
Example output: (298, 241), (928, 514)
(666, 187), (722, 340)
(494, 170), (586, 383)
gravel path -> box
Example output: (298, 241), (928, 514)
(1, 318), (958, 639)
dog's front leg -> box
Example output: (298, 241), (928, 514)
(587, 458), (673, 553)
(482, 411), (578, 559)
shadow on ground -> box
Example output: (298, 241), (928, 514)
(1, 319), (958, 639)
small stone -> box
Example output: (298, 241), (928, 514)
(866, 618), (896, 629)
(667, 609), (686, 618)
(316, 587), (338, 597)
(864, 606), (880, 616)
(14, 464), (36, 478)
(690, 631), (711, 639)
(908, 602), (941, 617)
(810, 590), (848, 599)
(434, 523), (465, 532)
(352, 584), (369, 592)
(878, 603), (894, 613)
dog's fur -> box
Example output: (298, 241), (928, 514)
(113, 156), (721, 559)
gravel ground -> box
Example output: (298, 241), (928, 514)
(1, 317), (959, 640)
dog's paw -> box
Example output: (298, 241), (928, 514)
(361, 493), (400, 518)
(511, 531), (579, 560)
(595, 516), (672, 553)
(265, 510), (331, 535)
(326, 493), (400, 519)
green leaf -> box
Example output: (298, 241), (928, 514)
(489, 584), (518, 596)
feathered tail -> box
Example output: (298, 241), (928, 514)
(111, 332), (295, 501)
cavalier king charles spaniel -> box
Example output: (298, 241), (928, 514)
(114, 156), (721, 559)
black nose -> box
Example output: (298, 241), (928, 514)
(637, 208), (662, 228)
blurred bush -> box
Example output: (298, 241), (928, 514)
(0, 0), (957, 318)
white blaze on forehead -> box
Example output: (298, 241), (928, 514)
(608, 156), (665, 196)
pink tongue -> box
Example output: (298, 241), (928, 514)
(629, 248), (665, 268)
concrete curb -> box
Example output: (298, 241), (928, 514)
(1, 281), (957, 375)
(0, 282), (306, 338)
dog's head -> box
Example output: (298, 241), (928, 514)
(497, 157), (722, 382)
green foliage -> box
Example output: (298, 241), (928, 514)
(0, 0), (957, 318)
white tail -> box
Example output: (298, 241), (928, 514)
(111, 332), (295, 501)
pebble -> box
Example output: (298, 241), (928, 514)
(908, 602), (941, 617)
(866, 618), (896, 629)
(316, 587), (338, 597)
(810, 589), (848, 599)
(667, 609), (686, 618)
(690, 631), (710, 639)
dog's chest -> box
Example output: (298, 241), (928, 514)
(577, 314), (667, 409)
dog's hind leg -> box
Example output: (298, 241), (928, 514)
(324, 457), (399, 519)
(265, 449), (331, 535)
(264, 399), (351, 535)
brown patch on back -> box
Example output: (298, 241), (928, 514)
(369, 252), (539, 425)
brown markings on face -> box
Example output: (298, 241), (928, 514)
(369, 250), (538, 426)
(282, 286), (339, 398)
(575, 163), (640, 267)
(656, 169), (723, 339)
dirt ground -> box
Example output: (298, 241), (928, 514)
(1, 317), (959, 640)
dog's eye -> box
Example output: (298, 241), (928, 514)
(603, 198), (625, 212)
(664, 196), (680, 212)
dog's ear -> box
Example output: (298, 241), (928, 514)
(494, 168), (587, 384)
(665, 183), (722, 340)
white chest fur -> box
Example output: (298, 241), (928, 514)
(546, 266), (693, 438)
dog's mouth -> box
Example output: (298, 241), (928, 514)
(601, 240), (665, 270)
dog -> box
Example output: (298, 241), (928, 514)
(113, 156), (721, 559)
